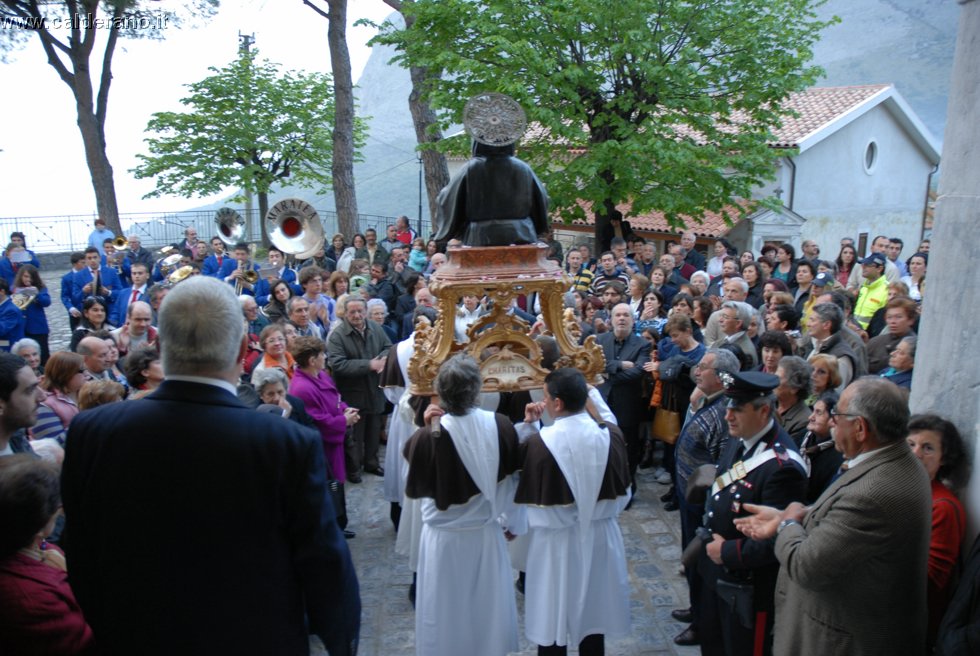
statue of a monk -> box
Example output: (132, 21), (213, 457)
(432, 140), (550, 247)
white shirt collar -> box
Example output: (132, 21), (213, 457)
(740, 418), (775, 458)
(165, 374), (237, 397)
(844, 444), (888, 470)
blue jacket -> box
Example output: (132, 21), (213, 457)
(0, 297), (26, 349)
(112, 286), (148, 327)
(60, 269), (77, 314)
(19, 287), (51, 334)
(202, 254), (237, 279)
(72, 266), (122, 311)
(254, 268), (300, 305)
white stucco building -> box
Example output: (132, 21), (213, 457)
(750, 84), (940, 257)
(551, 84), (941, 260)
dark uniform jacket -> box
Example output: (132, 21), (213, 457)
(700, 421), (807, 613)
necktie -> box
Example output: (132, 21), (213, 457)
(733, 443), (745, 463)
(831, 462), (849, 483)
(217, 256), (223, 268)
(131, 289), (139, 304)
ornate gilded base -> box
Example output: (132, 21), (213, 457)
(407, 244), (605, 395)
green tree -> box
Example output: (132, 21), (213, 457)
(376, 0), (834, 244)
(132, 49), (365, 246)
(0, 0), (218, 235)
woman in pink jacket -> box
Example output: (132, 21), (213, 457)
(289, 336), (360, 483)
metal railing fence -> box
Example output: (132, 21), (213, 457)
(0, 208), (430, 253)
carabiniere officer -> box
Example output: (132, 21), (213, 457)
(696, 371), (807, 656)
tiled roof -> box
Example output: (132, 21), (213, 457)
(557, 200), (754, 239)
(769, 84), (890, 148)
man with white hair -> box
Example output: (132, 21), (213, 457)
(712, 301), (758, 369)
(659, 253), (688, 288)
(681, 231), (706, 271)
(703, 277), (750, 344)
(124, 234), (155, 271)
(328, 295), (392, 483)
(240, 294), (270, 336)
(62, 276), (360, 655)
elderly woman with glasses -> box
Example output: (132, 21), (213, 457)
(251, 324), (295, 381)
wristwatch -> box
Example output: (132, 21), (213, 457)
(777, 518), (800, 535)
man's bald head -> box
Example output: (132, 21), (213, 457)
(77, 337), (109, 374)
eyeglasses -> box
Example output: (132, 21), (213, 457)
(265, 337), (286, 344)
(694, 362), (715, 373)
(828, 408), (863, 422)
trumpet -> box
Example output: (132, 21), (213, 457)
(234, 259), (259, 295)
(113, 236), (129, 251)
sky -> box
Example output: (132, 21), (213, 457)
(0, 0), (394, 219)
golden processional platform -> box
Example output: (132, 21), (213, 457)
(407, 243), (605, 396)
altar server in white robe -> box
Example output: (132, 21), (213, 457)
(515, 367), (632, 656)
(403, 354), (524, 656)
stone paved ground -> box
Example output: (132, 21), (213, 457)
(43, 268), (697, 656)
(342, 454), (698, 656)
(46, 267), (74, 352)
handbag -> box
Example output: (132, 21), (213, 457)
(650, 407), (682, 444)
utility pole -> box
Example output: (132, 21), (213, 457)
(238, 32), (256, 241)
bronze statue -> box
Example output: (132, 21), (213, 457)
(432, 93), (550, 247)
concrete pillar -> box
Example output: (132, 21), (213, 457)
(909, 0), (980, 536)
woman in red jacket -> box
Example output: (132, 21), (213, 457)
(0, 455), (94, 654)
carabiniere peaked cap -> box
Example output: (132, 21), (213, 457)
(719, 371), (779, 408)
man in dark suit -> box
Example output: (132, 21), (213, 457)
(697, 371), (807, 656)
(62, 276), (360, 656)
(596, 303), (651, 489)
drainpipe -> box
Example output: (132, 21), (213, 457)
(922, 163), (939, 241)
(785, 156), (797, 211)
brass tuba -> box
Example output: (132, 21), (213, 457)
(158, 254), (182, 278)
(167, 266), (194, 286)
(266, 198), (324, 260)
(11, 288), (37, 310)
(215, 207), (246, 246)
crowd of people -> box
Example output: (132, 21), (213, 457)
(0, 216), (977, 656)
